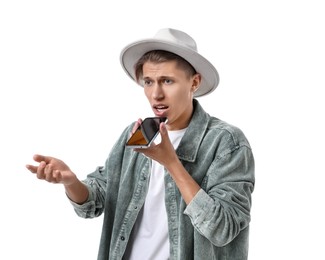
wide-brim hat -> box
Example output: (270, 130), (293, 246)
(120, 28), (219, 97)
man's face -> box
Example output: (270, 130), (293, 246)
(142, 60), (201, 130)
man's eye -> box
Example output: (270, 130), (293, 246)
(144, 80), (152, 86)
(164, 79), (173, 84)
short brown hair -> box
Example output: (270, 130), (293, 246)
(134, 50), (197, 83)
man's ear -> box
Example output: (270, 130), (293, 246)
(191, 73), (202, 92)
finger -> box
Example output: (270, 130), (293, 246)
(33, 154), (48, 163)
(159, 122), (168, 137)
(45, 164), (63, 183)
(52, 170), (62, 183)
(44, 163), (56, 182)
(44, 163), (53, 175)
(131, 118), (142, 134)
(25, 164), (38, 173)
(44, 172), (54, 182)
(159, 122), (173, 149)
(36, 161), (46, 179)
(129, 119), (143, 139)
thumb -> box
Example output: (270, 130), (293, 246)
(33, 154), (51, 163)
(160, 122), (168, 137)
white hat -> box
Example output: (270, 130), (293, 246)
(120, 28), (219, 97)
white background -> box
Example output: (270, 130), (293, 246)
(1, 1), (324, 259)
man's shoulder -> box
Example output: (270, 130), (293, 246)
(207, 116), (251, 148)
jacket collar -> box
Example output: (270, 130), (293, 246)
(176, 99), (209, 162)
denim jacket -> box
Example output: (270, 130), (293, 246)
(71, 99), (255, 260)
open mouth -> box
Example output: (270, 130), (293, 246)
(153, 105), (168, 115)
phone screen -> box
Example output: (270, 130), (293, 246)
(126, 117), (167, 148)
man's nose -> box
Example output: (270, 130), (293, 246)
(152, 84), (164, 100)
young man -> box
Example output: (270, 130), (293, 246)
(26, 28), (255, 260)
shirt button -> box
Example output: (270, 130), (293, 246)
(120, 236), (125, 241)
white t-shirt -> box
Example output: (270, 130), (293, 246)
(124, 128), (187, 260)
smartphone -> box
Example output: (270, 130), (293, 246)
(126, 117), (168, 148)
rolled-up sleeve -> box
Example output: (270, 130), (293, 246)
(69, 166), (107, 219)
(184, 145), (255, 247)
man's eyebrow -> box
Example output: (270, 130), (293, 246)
(143, 75), (176, 79)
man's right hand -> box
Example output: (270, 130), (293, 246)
(26, 154), (77, 186)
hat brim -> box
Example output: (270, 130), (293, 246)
(120, 39), (219, 97)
